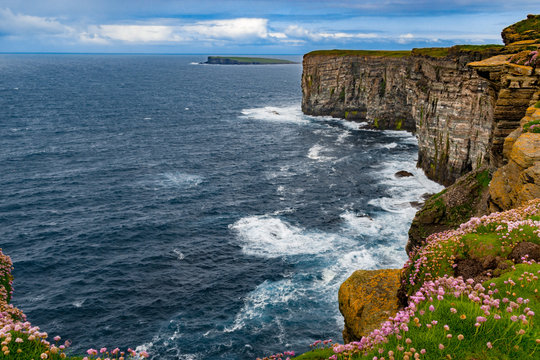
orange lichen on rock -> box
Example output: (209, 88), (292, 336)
(338, 269), (401, 343)
(490, 106), (540, 211)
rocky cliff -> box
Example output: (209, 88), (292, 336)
(302, 47), (505, 185)
(302, 46), (540, 186)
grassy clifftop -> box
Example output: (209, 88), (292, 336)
(259, 200), (540, 360)
(304, 45), (504, 59)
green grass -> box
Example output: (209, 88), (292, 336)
(306, 44), (503, 59)
(510, 15), (540, 35)
(476, 170), (491, 189)
(293, 348), (335, 359)
(206, 56), (297, 64)
(305, 49), (411, 57)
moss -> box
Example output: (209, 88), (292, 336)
(373, 118), (379, 128)
(345, 111), (349, 119)
(395, 119), (402, 130)
(534, 100), (540, 108)
(476, 170), (491, 189)
(339, 88), (346, 102)
(378, 77), (386, 97)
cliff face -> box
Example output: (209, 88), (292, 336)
(302, 48), (538, 185)
(489, 105), (540, 211)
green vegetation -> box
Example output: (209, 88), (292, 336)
(305, 49), (411, 58)
(535, 101), (540, 109)
(338, 88), (346, 102)
(403, 200), (540, 297)
(509, 15), (540, 36)
(395, 119), (402, 130)
(523, 119), (540, 133)
(205, 56), (297, 64)
(476, 170), (491, 190)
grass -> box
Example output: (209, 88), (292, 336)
(305, 49), (411, 58)
(403, 200), (540, 297)
(510, 15), (540, 35)
(206, 56), (297, 64)
(305, 44), (504, 59)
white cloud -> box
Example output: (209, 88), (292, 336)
(183, 18), (270, 40)
(283, 25), (377, 41)
(86, 25), (183, 43)
(398, 33), (414, 44)
(0, 8), (73, 36)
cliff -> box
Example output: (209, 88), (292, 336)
(301, 44), (540, 185)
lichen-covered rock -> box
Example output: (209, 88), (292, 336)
(338, 269), (400, 343)
(501, 14), (540, 46)
(489, 106), (540, 211)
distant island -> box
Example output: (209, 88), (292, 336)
(203, 56), (298, 64)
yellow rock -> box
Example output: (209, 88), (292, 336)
(338, 269), (401, 343)
(490, 107), (540, 211)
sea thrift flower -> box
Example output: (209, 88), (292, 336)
(487, 342), (493, 349)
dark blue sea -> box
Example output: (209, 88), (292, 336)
(0, 55), (443, 360)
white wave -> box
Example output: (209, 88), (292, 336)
(307, 144), (335, 161)
(173, 248), (185, 260)
(229, 215), (350, 258)
(72, 299), (85, 308)
(240, 105), (310, 124)
(336, 131), (351, 144)
(158, 172), (203, 188)
(340, 212), (381, 236)
(381, 142), (398, 149)
(224, 278), (300, 333)
(337, 249), (378, 270)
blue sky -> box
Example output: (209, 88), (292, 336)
(0, 1), (538, 53)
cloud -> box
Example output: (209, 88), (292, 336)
(284, 25), (377, 41)
(0, 7), (73, 36)
(398, 33), (414, 44)
(83, 25), (183, 43)
(183, 18), (270, 40)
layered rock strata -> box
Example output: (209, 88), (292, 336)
(302, 48), (501, 185)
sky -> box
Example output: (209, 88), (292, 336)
(0, 0), (538, 54)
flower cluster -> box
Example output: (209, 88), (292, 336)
(327, 265), (538, 359)
(256, 350), (295, 360)
(524, 50), (538, 67)
(402, 199), (540, 297)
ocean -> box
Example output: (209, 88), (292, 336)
(0, 54), (443, 359)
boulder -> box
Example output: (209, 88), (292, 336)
(338, 269), (401, 343)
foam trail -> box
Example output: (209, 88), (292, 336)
(158, 172), (203, 188)
(307, 144), (335, 161)
(230, 215), (352, 258)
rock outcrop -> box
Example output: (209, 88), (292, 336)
(338, 269), (401, 343)
(489, 106), (540, 211)
(501, 14), (540, 46)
